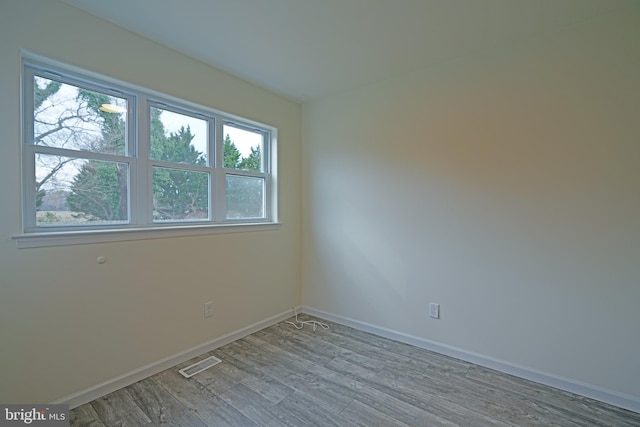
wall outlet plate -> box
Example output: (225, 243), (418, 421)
(204, 301), (214, 318)
(429, 303), (440, 319)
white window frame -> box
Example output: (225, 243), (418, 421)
(14, 56), (278, 248)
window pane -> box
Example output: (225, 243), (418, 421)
(222, 124), (264, 172)
(150, 107), (208, 165)
(153, 167), (209, 221)
(226, 174), (264, 219)
(35, 154), (129, 226)
(33, 76), (127, 155)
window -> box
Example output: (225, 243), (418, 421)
(223, 123), (268, 220)
(149, 104), (211, 222)
(20, 59), (276, 245)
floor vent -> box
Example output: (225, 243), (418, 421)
(178, 355), (222, 378)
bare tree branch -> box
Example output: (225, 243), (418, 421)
(35, 157), (74, 191)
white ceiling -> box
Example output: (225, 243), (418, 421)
(61, 0), (633, 103)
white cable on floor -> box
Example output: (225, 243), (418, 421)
(286, 308), (329, 332)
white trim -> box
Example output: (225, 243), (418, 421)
(12, 222), (282, 249)
(301, 306), (640, 414)
(52, 306), (299, 409)
(13, 222), (281, 248)
(11, 222), (282, 249)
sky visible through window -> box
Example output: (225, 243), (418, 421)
(153, 109), (262, 160)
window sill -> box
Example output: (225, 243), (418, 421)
(13, 222), (281, 248)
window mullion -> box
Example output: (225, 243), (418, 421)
(135, 96), (150, 225)
(208, 117), (216, 221)
(147, 160), (211, 173)
(31, 146), (131, 163)
(214, 118), (226, 221)
(126, 93), (138, 226)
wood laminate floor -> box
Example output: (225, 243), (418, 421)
(70, 314), (640, 426)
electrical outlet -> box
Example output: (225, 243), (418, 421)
(204, 301), (214, 318)
(429, 303), (440, 319)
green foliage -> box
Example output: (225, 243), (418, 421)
(76, 89), (126, 155)
(36, 188), (46, 209)
(226, 175), (264, 218)
(150, 107), (167, 151)
(224, 134), (241, 168)
(152, 126), (208, 220)
(34, 79), (61, 110)
(238, 146), (262, 172)
(223, 135), (264, 218)
(152, 125), (205, 165)
(224, 134), (262, 172)
(67, 161), (125, 221)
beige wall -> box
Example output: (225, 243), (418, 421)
(302, 6), (640, 401)
(0, 1), (301, 403)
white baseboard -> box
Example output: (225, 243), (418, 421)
(53, 307), (299, 409)
(301, 306), (640, 414)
